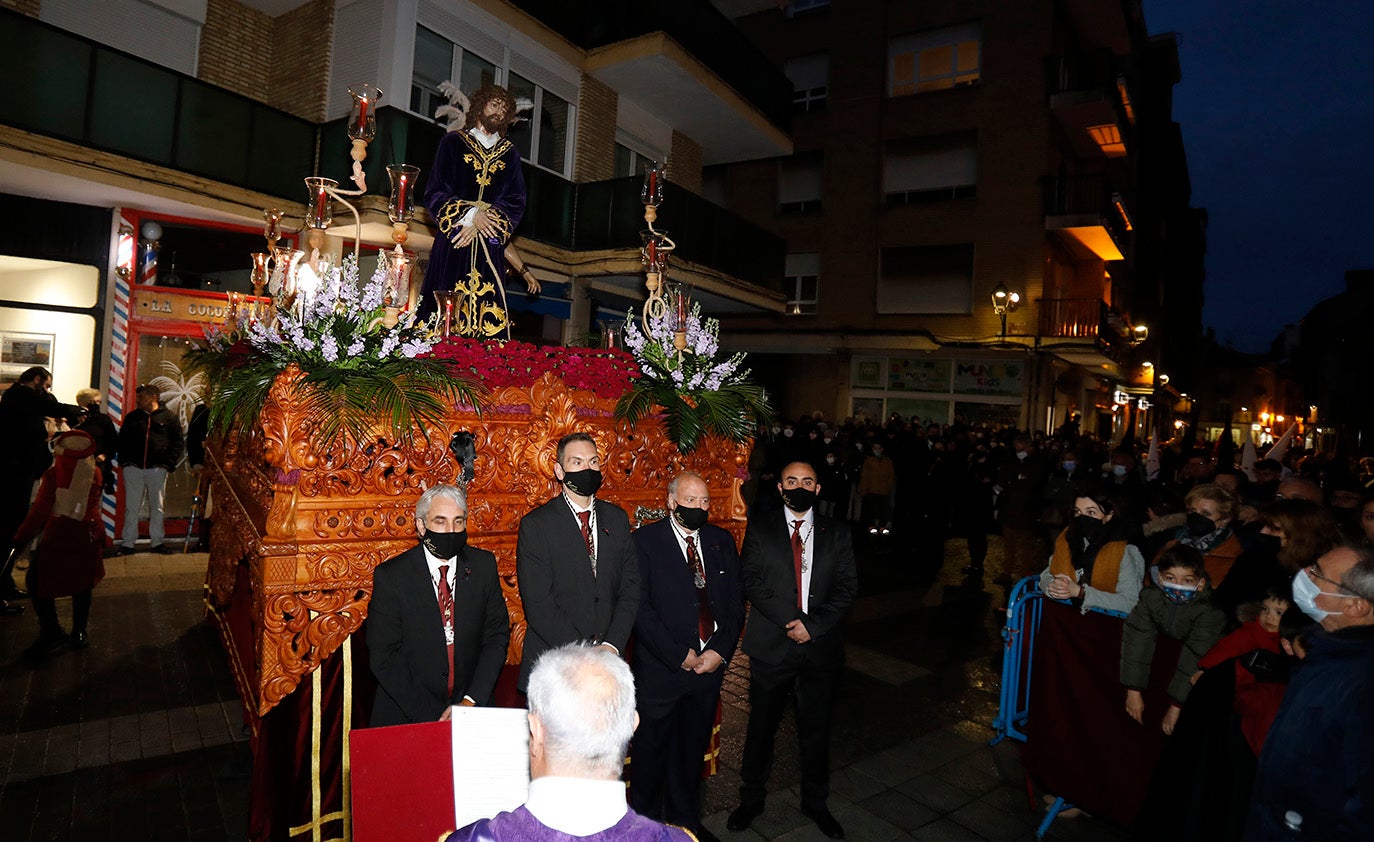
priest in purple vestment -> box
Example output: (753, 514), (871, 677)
(419, 84), (526, 337)
(443, 643), (696, 842)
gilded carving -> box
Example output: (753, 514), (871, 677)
(209, 368), (750, 715)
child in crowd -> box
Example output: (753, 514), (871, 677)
(1121, 544), (1226, 734)
(1193, 583), (1304, 756)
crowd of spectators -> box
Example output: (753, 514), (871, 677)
(747, 408), (1373, 840)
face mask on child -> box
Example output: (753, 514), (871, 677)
(1150, 566), (1205, 605)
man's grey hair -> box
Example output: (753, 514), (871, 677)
(667, 470), (706, 498)
(527, 643), (636, 780)
(1341, 543), (1374, 602)
(416, 484), (466, 524)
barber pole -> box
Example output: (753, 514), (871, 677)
(103, 211), (137, 539)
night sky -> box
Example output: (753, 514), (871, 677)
(1145, 0), (1374, 352)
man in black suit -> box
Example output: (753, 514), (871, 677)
(628, 471), (744, 841)
(367, 484), (510, 726)
(728, 461), (858, 839)
(515, 432), (640, 692)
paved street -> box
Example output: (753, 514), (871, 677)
(0, 528), (1128, 841)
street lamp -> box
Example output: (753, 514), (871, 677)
(990, 282), (1021, 339)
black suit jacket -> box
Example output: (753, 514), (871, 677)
(516, 495), (641, 689)
(367, 543), (510, 727)
(630, 517), (744, 700)
(740, 510), (858, 665)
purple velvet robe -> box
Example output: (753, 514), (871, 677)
(419, 129), (526, 329)
(443, 805), (696, 842)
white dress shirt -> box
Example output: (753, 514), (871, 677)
(784, 507), (816, 614)
(421, 544), (475, 705)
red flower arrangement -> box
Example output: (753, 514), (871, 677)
(424, 338), (641, 400)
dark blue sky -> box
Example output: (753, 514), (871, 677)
(1145, 0), (1374, 351)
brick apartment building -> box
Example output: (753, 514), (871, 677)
(708, 0), (1206, 438)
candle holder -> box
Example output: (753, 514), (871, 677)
(381, 248), (415, 312)
(433, 290), (459, 339)
(387, 163), (420, 246)
(668, 281), (690, 359)
(347, 84), (382, 166)
(601, 319), (626, 350)
(263, 208), (283, 248)
(250, 252), (271, 298)
(639, 163), (676, 333)
(305, 177), (337, 229)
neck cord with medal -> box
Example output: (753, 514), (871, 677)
(564, 492), (598, 567)
(671, 516), (707, 588)
(432, 547), (466, 642)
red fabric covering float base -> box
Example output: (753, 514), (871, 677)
(1025, 600), (1183, 826)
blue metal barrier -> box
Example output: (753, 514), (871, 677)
(991, 575), (1132, 837)
(990, 575), (1043, 745)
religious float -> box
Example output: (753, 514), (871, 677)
(190, 85), (772, 841)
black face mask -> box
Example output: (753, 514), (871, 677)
(672, 505), (709, 531)
(1186, 512), (1217, 537)
(1256, 533), (1283, 556)
(423, 529), (467, 560)
(561, 468), (603, 497)
(1075, 514), (1108, 542)
(780, 487), (817, 513)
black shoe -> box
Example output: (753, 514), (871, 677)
(150, 544), (176, 555)
(801, 805), (845, 839)
(69, 631), (89, 649)
(23, 632), (67, 659)
(726, 803), (763, 832)
(104, 546), (131, 558)
(0, 600), (23, 615)
(1, 584), (27, 600)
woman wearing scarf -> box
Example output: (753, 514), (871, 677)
(13, 429), (105, 657)
(1039, 486), (1145, 615)
(1160, 484), (1244, 587)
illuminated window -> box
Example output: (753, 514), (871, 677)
(785, 53), (828, 112)
(785, 253), (820, 315)
(889, 24), (981, 96)
(884, 133), (977, 204)
(1086, 124), (1127, 157)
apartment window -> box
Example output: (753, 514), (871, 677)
(614, 143), (658, 178)
(409, 27), (573, 177)
(884, 133), (977, 205)
(778, 154), (823, 213)
(878, 244), (974, 314)
(411, 26), (498, 123)
(785, 54), (829, 112)
(785, 253), (820, 315)
(889, 24), (981, 96)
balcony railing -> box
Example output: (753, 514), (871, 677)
(510, 0), (792, 131)
(1038, 298), (1107, 339)
(1043, 174), (1131, 247)
(0, 8), (314, 200)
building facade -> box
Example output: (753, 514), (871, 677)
(710, 0), (1206, 438)
(0, 0), (794, 533)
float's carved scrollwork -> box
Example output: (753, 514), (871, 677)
(208, 369), (749, 716)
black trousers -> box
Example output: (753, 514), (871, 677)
(629, 671), (724, 828)
(33, 590), (92, 637)
(0, 477), (34, 589)
(738, 646), (840, 811)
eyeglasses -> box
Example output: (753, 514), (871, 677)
(1306, 564), (1361, 598)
